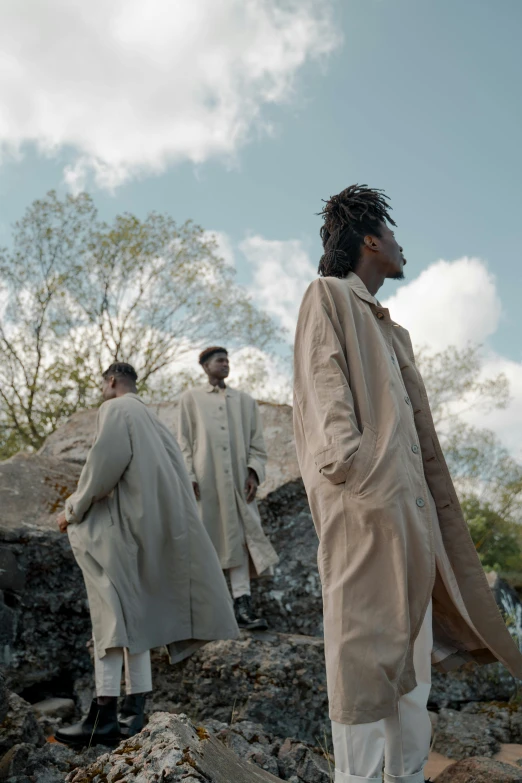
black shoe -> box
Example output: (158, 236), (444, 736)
(119, 693), (147, 738)
(234, 595), (268, 631)
(54, 698), (121, 748)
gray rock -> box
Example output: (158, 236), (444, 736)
(0, 741), (105, 783)
(430, 660), (519, 709)
(149, 632), (329, 746)
(460, 701), (522, 744)
(65, 712), (283, 783)
(0, 691), (45, 756)
(432, 707), (500, 760)
(205, 718), (332, 782)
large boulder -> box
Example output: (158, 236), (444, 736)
(0, 453), (80, 534)
(148, 631), (329, 746)
(435, 756), (522, 782)
(39, 399), (299, 500)
(65, 712), (284, 783)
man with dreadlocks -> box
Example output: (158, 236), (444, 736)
(55, 362), (238, 747)
(178, 347), (278, 631)
(293, 185), (522, 783)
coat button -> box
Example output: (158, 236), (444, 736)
(221, 426), (226, 430)
(416, 497), (425, 508)
(405, 396), (411, 405)
(411, 444), (419, 454)
(377, 312), (384, 320)
(391, 355), (396, 363)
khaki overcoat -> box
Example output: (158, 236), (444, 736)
(65, 393), (239, 661)
(178, 386), (278, 575)
(293, 273), (522, 725)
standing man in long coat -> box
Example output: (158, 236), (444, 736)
(178, 346), (278, 631)
(293, 185), (522, 783)
(55, 362), (238, 747)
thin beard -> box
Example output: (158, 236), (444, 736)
(390, 271), (405, 281)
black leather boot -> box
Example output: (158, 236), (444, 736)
(55, 698), (121, 748)
(119, 693), (147, 738)
(234, 595), (268, 631)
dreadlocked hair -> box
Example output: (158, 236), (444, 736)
(318, 184), (396, 278)
(102, 362), (138, 383)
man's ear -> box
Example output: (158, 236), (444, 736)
(110, 375), (117, 388)
(363, 233), (379, 252)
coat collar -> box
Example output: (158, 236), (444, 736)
(346, 273), (379, 306)
(205, 384), (238, 397)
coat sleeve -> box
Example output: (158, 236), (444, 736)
(293, 278), (362, 484)
(177, 393), (197, 483)
(65, 401), (132, 524)
(247, 398), (267, 485)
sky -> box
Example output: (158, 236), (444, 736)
(1, 0), (521, 455)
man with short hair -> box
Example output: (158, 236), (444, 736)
(178, 347), (278, 631)
(55, 362), (238, 747)
(293, 185), (522, 783)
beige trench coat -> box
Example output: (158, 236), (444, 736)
(65, 393), (239, 661)
(178, 386), (278, 575)
(293, 273), (522, 725)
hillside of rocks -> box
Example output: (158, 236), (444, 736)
(2, 399), (522, 781)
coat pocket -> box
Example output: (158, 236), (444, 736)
(344, 426), (377, 496)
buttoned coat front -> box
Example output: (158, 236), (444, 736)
(293, 273), (522, 725)
(65, 394), (239, 662)
(178, 386), (278, 575)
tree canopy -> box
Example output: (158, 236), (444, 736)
(0, 191), (279, 457)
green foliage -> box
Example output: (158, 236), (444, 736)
(462, 496), (522, 573)
(0, 191), (279, 458)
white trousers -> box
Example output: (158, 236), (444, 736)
(332, 601), (433, 783)
(94, 646), (153, 698)
(228, 543), (251, 599)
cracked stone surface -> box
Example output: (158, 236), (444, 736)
(65, 712), (284, 783)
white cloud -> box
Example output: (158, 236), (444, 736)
(0, 0), (339, 190)
(382, 257), (502, 352)
(382, 257), (522, 459)
(239, 235), (316, 336)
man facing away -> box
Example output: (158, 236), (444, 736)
(293, 185), (522, 783)
(55, 362), (238, 747)
(178, 347), (279, 631)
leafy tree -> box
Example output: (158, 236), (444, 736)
(462, 496), (522, 573)
(417, 345), (522, 573)
(0, 191), (279, 458)
(417, 344), (522, 517)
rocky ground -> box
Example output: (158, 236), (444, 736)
(3, 403), (522, 781)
